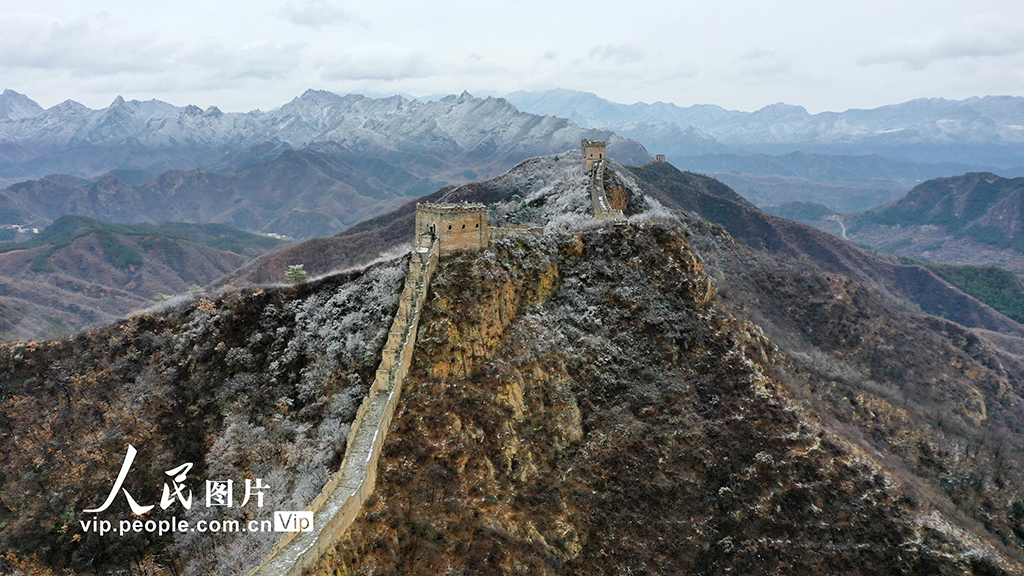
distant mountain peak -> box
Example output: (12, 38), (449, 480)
(438, 91), (476, 104)
(0, 89), (44, 121)
(110, 95), (126, 107)
(48, 99), (89, 112)
(296, 88), (349, 103)
(754, 102), (809, 116)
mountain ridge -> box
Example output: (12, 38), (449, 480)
(505, 89), (1024, 166)
(0, 145), (461, 239)
(0, 89), (650, 181)
(843, 173), (1024, 273)
(218, 153), (1024, 342)
(0, 215), (285, 341)
(8, 152), (1024, 573)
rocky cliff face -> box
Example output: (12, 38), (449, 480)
(307, 224), (1020, 575)
(8, 152), (1024, 575)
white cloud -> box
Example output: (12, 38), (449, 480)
(0, 13), (171, 76)
(279, 0), (355, 30)
(739, 48), (779, 61)
(188, 42), (305, 81)
(737, 48), (793, 78)
(0, 13), (304, 90)
(859, 15), (1024, 70)
(458, 54), (509, 77)
(3, 0), (1024, 115)
(589, 44), (647, 66)
(318, 48), (436, 81)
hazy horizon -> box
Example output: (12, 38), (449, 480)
(0, 0), (1021, 114)
(4, 85), (1023, 117)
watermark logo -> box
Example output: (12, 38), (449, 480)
(274, 511), (314, 532)
(79, 444), (310, 537)
(83, 444), (270, 514)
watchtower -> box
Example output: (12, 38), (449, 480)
(415, 202), (489, 255)
(655, 154), (666, 163)
(581, 140), (607, 171)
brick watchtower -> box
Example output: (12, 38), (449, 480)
(415, 202), (489, 255)
(581, 139), (607, 171)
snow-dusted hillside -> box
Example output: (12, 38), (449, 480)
(0, 89), (650, 179)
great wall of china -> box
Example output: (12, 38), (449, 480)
(250, 140), (635, 575)
(250, 229), (439, 576)
(582, 139), (624, 220)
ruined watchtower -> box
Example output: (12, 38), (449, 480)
(415, 202), (489, 255)
(582, 139), (607, 171)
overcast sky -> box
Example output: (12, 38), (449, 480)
(2, 0), (1023, 114)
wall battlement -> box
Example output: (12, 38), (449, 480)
(490, 224), (544, 241)
(582, 140), (624, 220)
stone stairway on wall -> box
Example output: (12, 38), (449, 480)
(248, 232), (439, 576)
(590, 158), (624, 220)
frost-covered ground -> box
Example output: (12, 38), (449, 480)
(175, 258), (407, 574)
(0, 254), (409, 575)
(480, 150), (677, 231)
(486, 152), (591, 229)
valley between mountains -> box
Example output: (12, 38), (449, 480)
(5, 151), (1024, 574)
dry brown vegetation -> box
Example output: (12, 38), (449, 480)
(310, 225), (1019, 575)
(0, 258), (406, 575)
(9, 156), (1024, 575)
(0, 219), (287, 342)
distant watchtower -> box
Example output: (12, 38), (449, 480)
(582, 140), (607, 171)
(655, 154), (666, 163)
(415, 202), (489, 255)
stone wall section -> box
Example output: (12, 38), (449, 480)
(249, 158), (618, 575)
(248, 232), (439, 576)
(590, 158), (624, 220)
(490, 224), (544, 241)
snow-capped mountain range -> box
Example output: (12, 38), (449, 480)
(505, 89), (1024, 167)
(0, 89), (649, 180)
(5, 86), (1023, 185)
